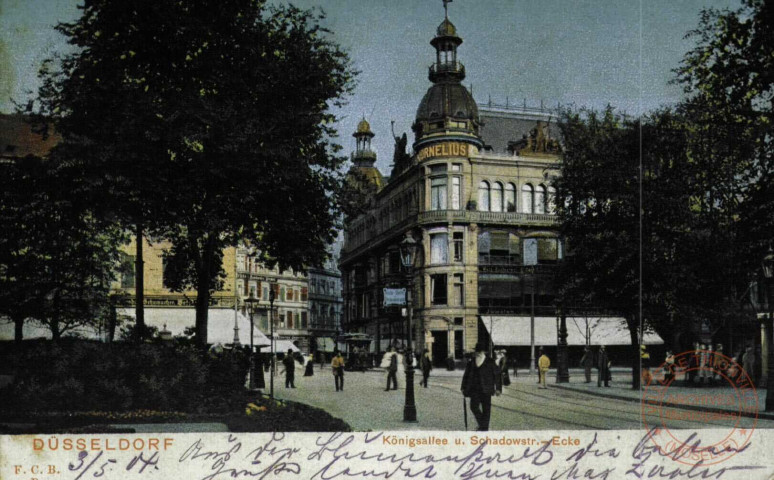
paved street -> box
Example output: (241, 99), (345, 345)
(271, 366), (774, 431)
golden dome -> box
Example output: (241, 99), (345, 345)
(356, 118), (372, 134)
(436, 18), (457, 37)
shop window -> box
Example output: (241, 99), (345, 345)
(451, 163), (461, 172)
(453, 232), (464, 262)
(431, 274), (447, 305)
(287, 311), (294, 328)
(430, 233), (448, 264)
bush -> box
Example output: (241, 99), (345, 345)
(0, 339), (247, 414)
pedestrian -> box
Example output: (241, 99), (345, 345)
(304, 353), (315, 377)
(597, 345), (610, 387)
(538, 347), (550, 389)
(331, 350), (345, 391)
(686, 342), (699, 387)
(318, 350), (326, 371)
(461, 342), (502, 431)
(698, 344), (712, 386)
(712, 344), (724, 385)
(640, 345), (652, 386)
(499, 351), (511, 386)
(420, 348), (432, 388)
(580, 346), (593, 383)
(384, 347), (398, 391)
(281, 349), (296, 388)
(664, 350), (675, 383)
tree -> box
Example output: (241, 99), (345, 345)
(37, 0), (356, 348)
(555, 107), (739, 388)
(675, 0), (773, 279)
(0, 154), (124, 340)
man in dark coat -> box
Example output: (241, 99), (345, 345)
(420, 348), (432, 387)
(385, 347), (398, 391)
(461, 342), (502, 431)
(282, 349), (296, 388)
(597, 345), (610, 387)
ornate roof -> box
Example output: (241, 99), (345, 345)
(436, 18), (457, 37)
(416, 82), (478, 122)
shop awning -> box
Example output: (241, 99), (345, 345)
(0, 318), (100, 341)
(269, 339), (300, 354)
(480, 316), (663, 346)
(117, 307), (271, 346)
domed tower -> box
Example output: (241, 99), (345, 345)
(412, 3), (482, 152)
(348, 118), (385, 191)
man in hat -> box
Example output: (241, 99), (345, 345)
(281, 349), (296, 388)
(461, 342), (502, 431)
(597, 345), (610, 387)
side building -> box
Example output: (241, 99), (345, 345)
(307, 241), (343, 356)
(339, 11), (564, 367)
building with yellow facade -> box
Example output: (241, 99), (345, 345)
(340, 7), (565, 366)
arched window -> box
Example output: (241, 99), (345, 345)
(491, 182), (503, 212)
(547, 186), (557, 214)
(478, 181), (490, 211)
(505, 183), (516, 212)
(522, 184), (534, 213)
(535, 185), (546, 214)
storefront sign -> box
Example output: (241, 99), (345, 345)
(416, 142), (468, 161)
(383, 288), (406, 306)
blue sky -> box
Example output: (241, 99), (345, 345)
(1, 0), (740, 173)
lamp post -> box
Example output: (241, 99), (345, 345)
(399, 232), (420, 422)
(762, 247), (774, 411)
(244, 295), (258, 390)
(556, 303), (569, 383)
(269, 285), (276, 400)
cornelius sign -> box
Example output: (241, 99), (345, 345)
(417, 142), (469, 161)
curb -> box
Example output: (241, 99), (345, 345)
(552, 383), (774, 421)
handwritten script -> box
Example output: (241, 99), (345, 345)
(15, 429), (765, 479)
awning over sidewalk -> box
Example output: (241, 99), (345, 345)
(480, 316), (663, 346)
(117, 307), (270, 346)
(269, 339), (300, 353)
(0, 319), (100, 341)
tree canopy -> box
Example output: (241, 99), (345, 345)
(37, 0), (357, 347)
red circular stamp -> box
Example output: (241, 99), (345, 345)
(640, 349), (758, 465)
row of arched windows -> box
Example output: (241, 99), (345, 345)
(478, 181), (555, 214)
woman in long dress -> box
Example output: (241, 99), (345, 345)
(304, 353), (315, 376)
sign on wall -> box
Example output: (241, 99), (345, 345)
(383, 288), (407, 306)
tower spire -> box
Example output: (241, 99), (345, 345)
(443, 0), (452, 19)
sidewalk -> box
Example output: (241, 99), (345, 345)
(378, 366), (774, 421)
(551, 371), (773, 421)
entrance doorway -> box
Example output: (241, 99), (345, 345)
(432, 330), (448, 367)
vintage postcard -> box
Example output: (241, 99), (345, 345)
(2, 0), (774, 478)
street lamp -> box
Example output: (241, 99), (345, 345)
(399, 231), (420, 422)
(244, 295), (259, 390)
(762, 246), (774, 411)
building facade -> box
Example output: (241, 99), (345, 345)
(339, 8), (563, 366)
(307, 243), (343, 352)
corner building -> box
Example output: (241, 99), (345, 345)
(340, 10), (563, 366)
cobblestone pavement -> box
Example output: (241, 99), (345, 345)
(270, 366), (774, 432)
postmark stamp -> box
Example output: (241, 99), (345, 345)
(641, 350), (759, 466)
